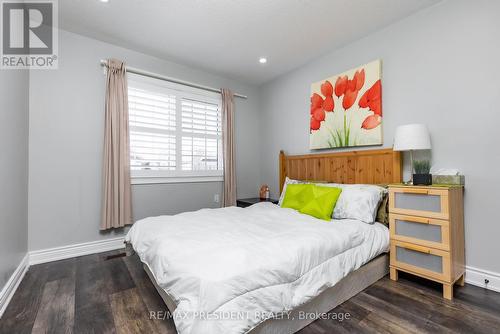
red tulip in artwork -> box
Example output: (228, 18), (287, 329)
(323, 96), (334, 111)
(342, 69), (364, 109)
(359, 79), (382, 130)
(321, 80), (333, 97)
(342, 89), (358, 110)
(310, 81), (335, 131)
(359, 80), (382, 116)
(313, 108), (325, 121)
(361, 114), (382, 129)
(310, 93), (323, 114)
(310, 116), (321, 131)
(309, 60), (383, 148)
(334, 76), (348, 97)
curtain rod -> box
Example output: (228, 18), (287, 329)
(100, 60), (247, 99)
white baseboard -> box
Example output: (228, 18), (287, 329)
(465, 266), (500, 293)
(29, 237), (126, 265)
(0, 254), (29, 319)
(0, 238), (126, 318)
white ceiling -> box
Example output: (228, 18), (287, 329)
(60, 0), (440, 85)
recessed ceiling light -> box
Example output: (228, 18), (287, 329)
(259, 57), (267, 64)
(100, 0), (109, 3)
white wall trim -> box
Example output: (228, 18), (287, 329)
(132, 176), (223, 185)
(465, 265), (500, 293)
(0, 254), (29, 318)
(29, 237), (126, 265)
(1, 238), (126, 318)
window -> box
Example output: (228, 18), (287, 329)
(128, 73), (223, 183)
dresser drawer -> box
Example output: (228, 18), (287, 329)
(389, 214), (450, 251)
(390, 240), (451, 282)
(389, 187), (449, 219)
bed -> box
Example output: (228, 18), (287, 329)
(126, 148), (402, 334)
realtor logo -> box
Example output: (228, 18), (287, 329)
(1, 0), (58, 69)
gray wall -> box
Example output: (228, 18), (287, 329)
(259, 0), (500, 273)
(28, 30), (261, 251)
(0, 71), (29, 288)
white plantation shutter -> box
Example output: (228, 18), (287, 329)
(127, 74), (223, 181)
(181, 98), (222, 171)
(129, 86), (177, 171)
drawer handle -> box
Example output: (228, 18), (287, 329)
(400, 189), (429, 195)
(401, 244), (431, 254)
(409, 217), (431, 224)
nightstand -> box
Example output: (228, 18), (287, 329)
(236, 198), (278, 208)
(388, 185), (465, 300)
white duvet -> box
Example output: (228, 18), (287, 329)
(125, 202), (389, 334)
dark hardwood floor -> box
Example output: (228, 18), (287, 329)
(1, 250), (499, 334)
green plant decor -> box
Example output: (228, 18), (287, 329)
(413, 160), (431, 174)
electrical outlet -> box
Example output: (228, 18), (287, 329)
(214, 194), (220, 203)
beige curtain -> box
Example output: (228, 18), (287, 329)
(100, 59), (133, 230)
(221, 89), (236, 207)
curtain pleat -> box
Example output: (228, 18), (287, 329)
(221, 89), (236, 207)
(101, 59), (133, 230)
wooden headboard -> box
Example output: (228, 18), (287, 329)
(279, 148), (402, 193)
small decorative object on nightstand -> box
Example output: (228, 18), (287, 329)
(413, 160), (432, 186)
(259, 184), (270, 200)
(388, 184), (465, 300)
(236, 197), (278, 208)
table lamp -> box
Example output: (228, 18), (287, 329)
(393, 124), (431, 184)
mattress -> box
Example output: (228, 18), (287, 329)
(125, 202), (389, 334)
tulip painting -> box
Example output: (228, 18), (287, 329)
(310, 60), (383, 149)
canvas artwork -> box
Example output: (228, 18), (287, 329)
(309, 60), (382, 149)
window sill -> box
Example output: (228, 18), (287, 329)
(131, 176), (224, 185)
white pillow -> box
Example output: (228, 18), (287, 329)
(328, 183), (387, 223)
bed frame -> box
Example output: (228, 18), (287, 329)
(279, 148), (402, 192)
(145, 148), (402, 334)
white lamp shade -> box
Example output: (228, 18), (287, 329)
(393, 124), (431, 151)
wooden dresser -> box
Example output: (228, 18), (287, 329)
(388, 185), (465, 300)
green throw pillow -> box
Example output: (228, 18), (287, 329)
(282, 184), (342, 221)
(299, 185), (342, 221)
(281, 184), (314, 211)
